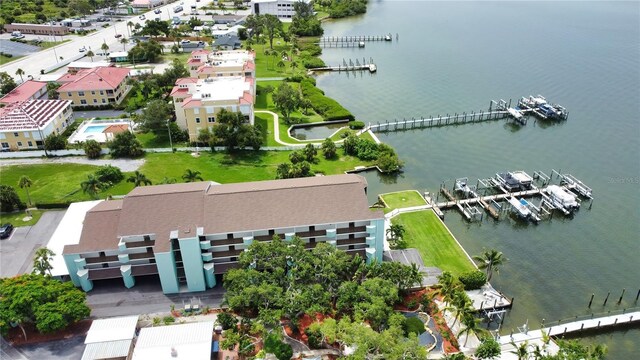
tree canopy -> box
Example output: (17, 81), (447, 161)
(138, 99), (172, 135)
(212, 109), (262, 152)
(108, 131), (144, 158)
(0, 274), (90, 335)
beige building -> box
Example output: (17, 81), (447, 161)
(171, 76), (255, 142)
(187, 50), (256, 79)
(57, 67), (131, 108)
(5, 23), (70, 35)
(0, 99), (73, 151)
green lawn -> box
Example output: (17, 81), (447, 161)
(39, 40), (70, 49)
(380, 190), (426, 209)
(0, 210), (45, 227)
(136, 132), (188, 148)
(392, 210), (476, 276)
(253, 40), (306, 78)
(0, 54), (24, 65)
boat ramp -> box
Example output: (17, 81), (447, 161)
(427, 170), (593, 223)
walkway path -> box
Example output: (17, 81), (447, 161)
(255, 110), (350, 148)
(0, 157), (145, 172)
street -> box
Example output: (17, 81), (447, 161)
(0, 0), (209, 80)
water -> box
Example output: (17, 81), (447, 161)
(290, 122), (346, 140)
(84, 125), (107, 133)
(316, 1), (640, 358)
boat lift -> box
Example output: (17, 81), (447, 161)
(559, 173), (593, 199)
(455, 177), (479, 198)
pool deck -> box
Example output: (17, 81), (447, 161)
(68, 118), (134, 144)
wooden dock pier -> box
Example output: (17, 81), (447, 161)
(319, 34), (393, 43)
(310, 58), (377, 73)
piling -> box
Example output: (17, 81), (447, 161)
(603, 292), (610, 306)
(635, 289), (640, 302)
(588, 293), (595, 308)
(618, 288), (626, 304)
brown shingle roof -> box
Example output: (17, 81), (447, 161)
(64, 175), (383, 255)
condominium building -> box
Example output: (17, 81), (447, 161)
(61, 175), (385, 294)
(0, 80), (48, 106)
(186, 49), (256, 79)
(57, 67), (131, 108)
(250, 0), (311, 20)
(171, 76), (255, 142)
(0, 99), (73, 151)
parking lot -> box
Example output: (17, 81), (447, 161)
(0, 211), (66, 278)
(0, 39), (41, 56)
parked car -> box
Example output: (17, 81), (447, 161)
(114, 33), (123, 38)
(180, 39), (191, 44)
(79, 46), (87, 52)
(139, 15), (146, 20)
(154, 9), (162, 14)
(0, 223), (14, 239)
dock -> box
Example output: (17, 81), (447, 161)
(310, 58), (377, 73)
(319, 34), (393, 43)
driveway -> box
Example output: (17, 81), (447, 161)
(0, 40), (40, 56)
(0, 211), (66, 278)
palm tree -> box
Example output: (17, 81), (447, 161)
(101, 42), (110, 54)
(127, 171), (152, 187)
(435, 271), (460, 304)
(447, 291), (474, 328)
(86, 50), (95, 62)
(510, 340), (529, 360)
(473, 249), (507, 281)
(182, 169), (204, 182)
(159, 177), (177, 184)
(18, 175), (33, 206)
(32, 247), (55, 276)
(121, 37), (128, 51)
(81, 175), (104, 199)
(127, 21), (134, 37)
(15, 68), (25, 82)
(458, 313), (485, 347)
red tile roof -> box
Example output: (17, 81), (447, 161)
(0, 81), (47, 104)
(240, 91), (253, 105)
(57, 67), (130, 92)
(0, 99), (71, 131)
(243, 61), (255, 71)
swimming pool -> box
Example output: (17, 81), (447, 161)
(84, 125), (108, 133)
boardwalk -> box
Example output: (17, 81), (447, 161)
(319, 34), (392, 43)
(369, 109), (522, 133)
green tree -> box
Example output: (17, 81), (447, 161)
(83, 139), (102, 159)
(18, 175), (33, 206)
(0, 71), (18, 96)
(32, 247), (55, 276)
(44, 133), (67, 151)
(289, 151), (305, 164)
(81, 175), (104, 199)
(0, 185), (25, 212)
(216, 312), (238, 330)
(68, 0), (92, 16)
(86, 50), (94, 62)
(15, 68), (25, 83)
(386, 223), (406, 249)
(273, 82), (300, 124)
(262, 14), (282, 49)
(95, 165), (124, 185)
(158, 177), (177, 184)
(100, 42), (110, 54)
(475, 337), (501, 359)
(299, 97), (312, 115)
(510, 340), (529, 360)
(212, 109), (261, 152)
(244, 14), (263, 40)
(127, 171), (152, 187)
(302, 143), (317, 162)
(46, 82), (61, 99)
(138, 100), (172, 135)
(459, 313), (485, 347)
(158, 58), (189, 87)
(182, 169), (204, 182)
(108, 131), (144, 158)
(0, 274), (90, 335)
(321, 138), (337, 159)
(473, 249), (506, 282)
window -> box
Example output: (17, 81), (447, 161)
(227, 233), (233, 240)
(27, 141), (33, 147)
(193, 108), (200, 114)
(309, 226), (315, 232)
(17, 142), (22, 147)
(101, 98), (106, 104)
(230, 257), (237, 262)
(310, 238), (316, 243)
(80, 99), (87, 104)
(67, 92), (72, 97)
(195, 117), (201, 123)
(207, 117), (215, 123)
(93, 99), (97, 103)
(229, 245), (235, 251)
(1, 143), (8, 148)
(91, 91), (95, 95)
(100, 90), (104, 95)
(349, 222), (355, 228)
(268, 229), (275, 236)
(13, 132), (19, 137)
(78, 91), (85, 96)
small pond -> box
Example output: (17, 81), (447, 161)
(289, 121), (348, 140)
(404, 312), (440, 351)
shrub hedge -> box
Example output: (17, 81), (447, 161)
(458, 270), (487, 290)
(300, 79), (354, 121)
(349, 121), (365, 130)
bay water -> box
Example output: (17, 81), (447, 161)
(316, 1), (640, 358)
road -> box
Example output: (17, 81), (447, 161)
(0, 0), (207, 80)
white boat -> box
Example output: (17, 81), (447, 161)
(358, 41), (365, 48)
(546, 185), (579, 212)
(368, 64), (377, 73)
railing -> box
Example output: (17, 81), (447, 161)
(548, 307), (640, 328)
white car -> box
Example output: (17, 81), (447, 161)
(79, 47), (86, 52)
(154, 9), (161, 14)
(139, 15), (146, 20)
(180, 39), (191, 44)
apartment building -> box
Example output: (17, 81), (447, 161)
(250, 0), (311, 20)
(186, 49), (256, 79)
(57, 67), (131, 108)
(0, 99), (73, 151)
(62, 175), (385, 294)
(0, 80), (48, 106)
(171, 76), (255, 141)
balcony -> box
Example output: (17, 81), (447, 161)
(336, 237), (367, 246)
(207, 237), (244, 246)
(84, 255), (119, 264)
(254, 234), (283, 241)
(87, 267), (122, 280)
(209, 248), (244, 258)
(129, 252), (155, 261)
(125, 240), (155, 249)
(295, 229), (327, 238)
(131, 264), (159, 276)
(213, 262), (240, 274)
(336, 226), (367, 234)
